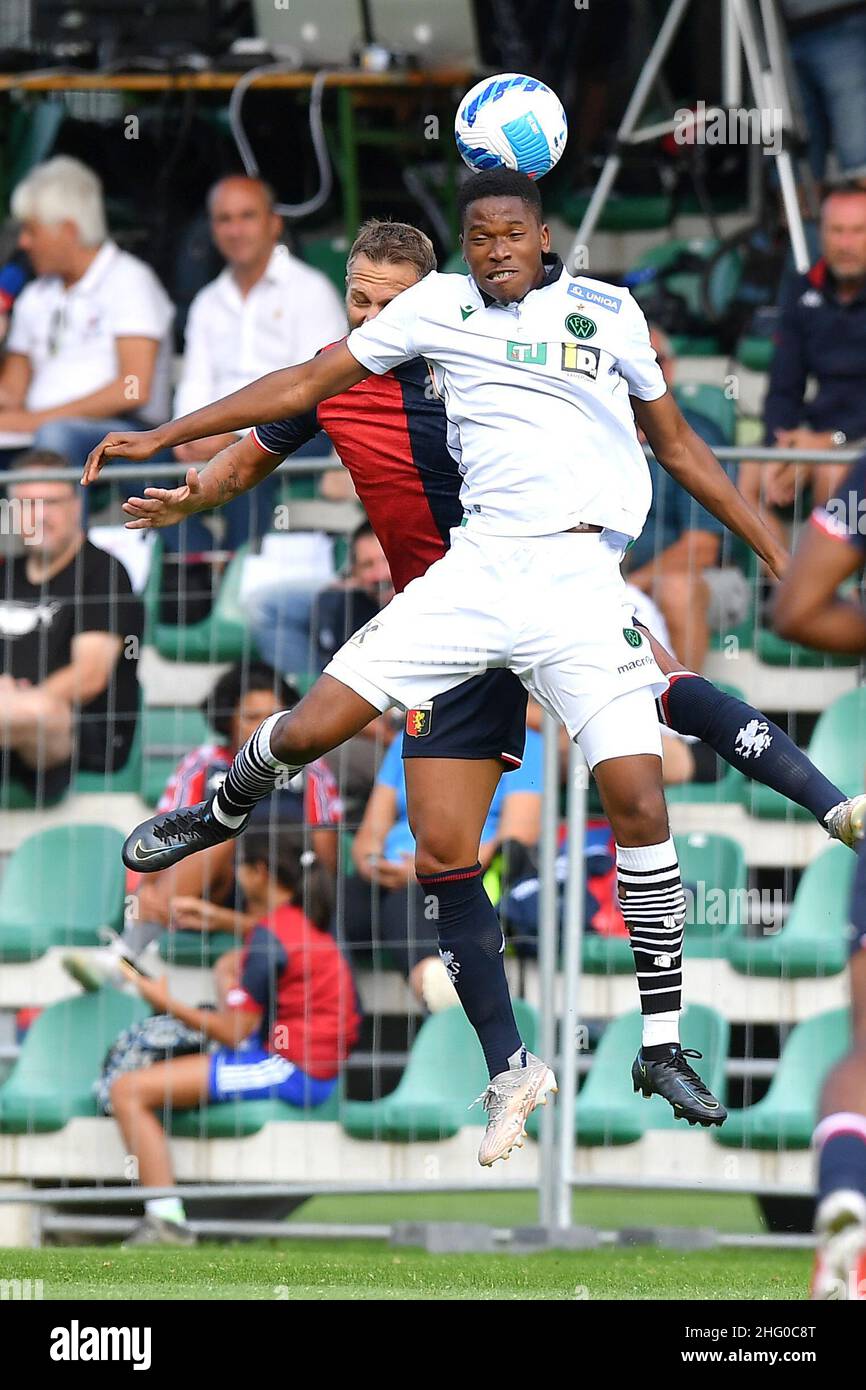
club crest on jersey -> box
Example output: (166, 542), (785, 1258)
(623, 627), (643, 648)
(560, 343), (599, 377)
(506, 341), (547, 365)
(406, 704), (432, 738)
(564, 312), (597, 339)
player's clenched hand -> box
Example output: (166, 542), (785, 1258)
(121, 468), (204, 530)
(80, 426), (166, 485)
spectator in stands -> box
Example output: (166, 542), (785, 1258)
(167, 174), (347, 553)
(740, 184), (866, 540)
(0, 157), (174, 469)
(112, 827), (360, 1246)
(63, 660), (341, 991)
(252, 519), (393, 677)
(782, 1), (866, 189)
(0, 448), (142, 801)
(624, 327), (735, 672)
(345, 720), (543, 1012)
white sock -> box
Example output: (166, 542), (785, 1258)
(642, 1011), (680, 1049)
(146, 1196), (187, 1225)
(210, 800), (248, 830)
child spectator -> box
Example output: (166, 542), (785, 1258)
(113, 827), (360, 1246)
(63, 661), (340, 990)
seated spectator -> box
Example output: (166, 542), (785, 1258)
(624, 326), (734, 672)
(166, 174), (347, 556)
(63, 660), (341, 990)
(251, 519), (394, 677)
(740, 184), (866, 541)
(782, 1), (866, 191)
(344, 721), (543, 1011)
(0, 157), (174, 472)
(0, 448), (142, 801)
(111, 827), (360, 1246)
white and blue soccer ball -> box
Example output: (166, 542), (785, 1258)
(454, 73), (568, 180)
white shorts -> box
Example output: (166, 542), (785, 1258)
(325, 523), (668, 752)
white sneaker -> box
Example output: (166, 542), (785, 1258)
(473, 1052), (558, 1167)
(811, 1190), (866, 1300)
(62, 946), (138, 993)
(824, 794), (866, 849)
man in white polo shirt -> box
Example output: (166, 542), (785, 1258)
(86, 170), (788, 1148)
(0, 157), (173, 469)
(168, 175), (346, 552)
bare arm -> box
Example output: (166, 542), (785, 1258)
(39, 631), (122, 706)
(82, 341), (368, 483)
(0, 351), (32, 407)
(632, 393), (789, 579)
(352, 782), (398, 881)
(627, 529), (720, 587)
(121, 432), (285, 530)
(772, 523), (866, 653)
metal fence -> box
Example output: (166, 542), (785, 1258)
(0, 447), (860, 1243)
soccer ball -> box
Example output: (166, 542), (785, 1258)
(454, 73), (568, 180)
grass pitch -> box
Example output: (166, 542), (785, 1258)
(0, 1189), (812, 1301)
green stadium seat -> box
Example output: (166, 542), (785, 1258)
(74, 710), (144, 796)
(299, 233), (351, 296)
(527, 1004), (728, 1146)
(0, 776), (67, 812)
(168, 1088), (340, 1139)
(582, 832), (746, 973)
(673, 382), (736, 444)
(741, 685), (866, 819)
(714, 1008), (849, 1149)
(0, 990), (150, 1133)
(141, 706), (218, 806)
(341, 999), (538, 1141)
(754, 627), (859, 668)
(736, 335), (775, 372)
(158, 929), (239, 969)
(795, 687), (866, 802)
(727, 842), (854, 978)
(0, 825), (126, 962)
(559, 192), (673, 231)
(153, 545), (258, 663)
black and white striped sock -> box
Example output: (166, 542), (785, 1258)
(212, 712), (302, 827)
(616, 838), (686, 1050)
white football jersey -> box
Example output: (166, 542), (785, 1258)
(345, 257), (666, 539)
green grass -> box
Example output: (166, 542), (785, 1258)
(0, 1189), (810, 1300)
(0, 1243), (810, 1301)
(291, 1188), (764, 1234)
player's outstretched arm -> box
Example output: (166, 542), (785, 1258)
(81, 342), (368, 484)
(121, 433), (281, 530)
(633, 392), (789, 579)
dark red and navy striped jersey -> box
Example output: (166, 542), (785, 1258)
(251, 347), (462, 594)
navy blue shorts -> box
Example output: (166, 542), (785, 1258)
(401, 669), (528, 769)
